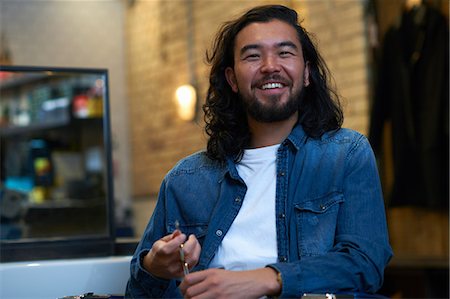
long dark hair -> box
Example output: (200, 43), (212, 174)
(203, 4), (343, 161)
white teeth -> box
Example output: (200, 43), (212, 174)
(262, 83), (283, 90)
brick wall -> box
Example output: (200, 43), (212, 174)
(296, 0), (370, 134)
(126, 0), (370, 197)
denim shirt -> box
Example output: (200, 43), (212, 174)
(125, 125), (393, 298)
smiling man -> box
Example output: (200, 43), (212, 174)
(126, 5), (392, 299)
(226, 20), (309, 125)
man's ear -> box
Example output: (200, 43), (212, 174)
(225, 67), (238, 93)
(304, 61), (310, 87)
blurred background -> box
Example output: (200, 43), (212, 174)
(0, 0), (448, 298)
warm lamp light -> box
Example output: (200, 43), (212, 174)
(175, 84), (197, 121)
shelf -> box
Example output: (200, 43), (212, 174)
(0, 72), (49, 90)
(0, 116), (104, 137)
(25, 198), (105, 210)
(0, 118), (71, 137)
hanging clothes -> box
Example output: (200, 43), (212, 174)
(369, 3), (449, 209)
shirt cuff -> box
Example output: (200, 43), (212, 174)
(134, 249), (171, 297)
(267, 263), (300, 298)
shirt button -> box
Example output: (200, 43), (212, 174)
(235, 197), (241, 203)
(215, 229), (223, 237)
(279, 213), (286, 218)
(280, 256), (287, 262)
(320, 204), (326, 210)
(278, 172), (285, 176)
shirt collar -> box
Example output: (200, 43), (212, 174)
(225, 157), (242, 181)
(223, 123), (307, 176)
(285, 122), (307, 151)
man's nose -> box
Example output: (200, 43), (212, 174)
(260, 55), (281, 73)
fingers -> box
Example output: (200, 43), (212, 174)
(144, 232), (188, 279)
(157, 232), (186, 252)
(179, 270), (208, 297)
(160, 229), (182, 242)
(146, 229), (201, 280)
(182, 234), (201, 271)
(180, 269), (223, 299)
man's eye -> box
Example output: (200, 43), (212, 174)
(244, 54), (260, 60)
(280, 51), (294, 57)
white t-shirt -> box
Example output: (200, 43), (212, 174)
(209, 144), (279, 271)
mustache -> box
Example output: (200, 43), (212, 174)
(252, 74), (291, 87)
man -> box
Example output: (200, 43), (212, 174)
(126, 5), (392, 298)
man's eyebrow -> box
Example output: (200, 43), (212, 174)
(239, 41), (299, 56)
(277, 41), (299, 50)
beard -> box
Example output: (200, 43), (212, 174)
(239, 82), (305, 123)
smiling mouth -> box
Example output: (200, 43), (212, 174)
(261, 82), (284, 90)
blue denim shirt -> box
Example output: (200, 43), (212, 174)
(126, 124), (393, 298)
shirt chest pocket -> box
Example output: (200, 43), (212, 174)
(294, 192), (344, 256)
(168, 222), (208, 247)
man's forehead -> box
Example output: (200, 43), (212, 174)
(234, 20), (301, 50)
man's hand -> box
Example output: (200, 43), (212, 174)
(142, 230), (201, 279)
(179, 267), (281, 299)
